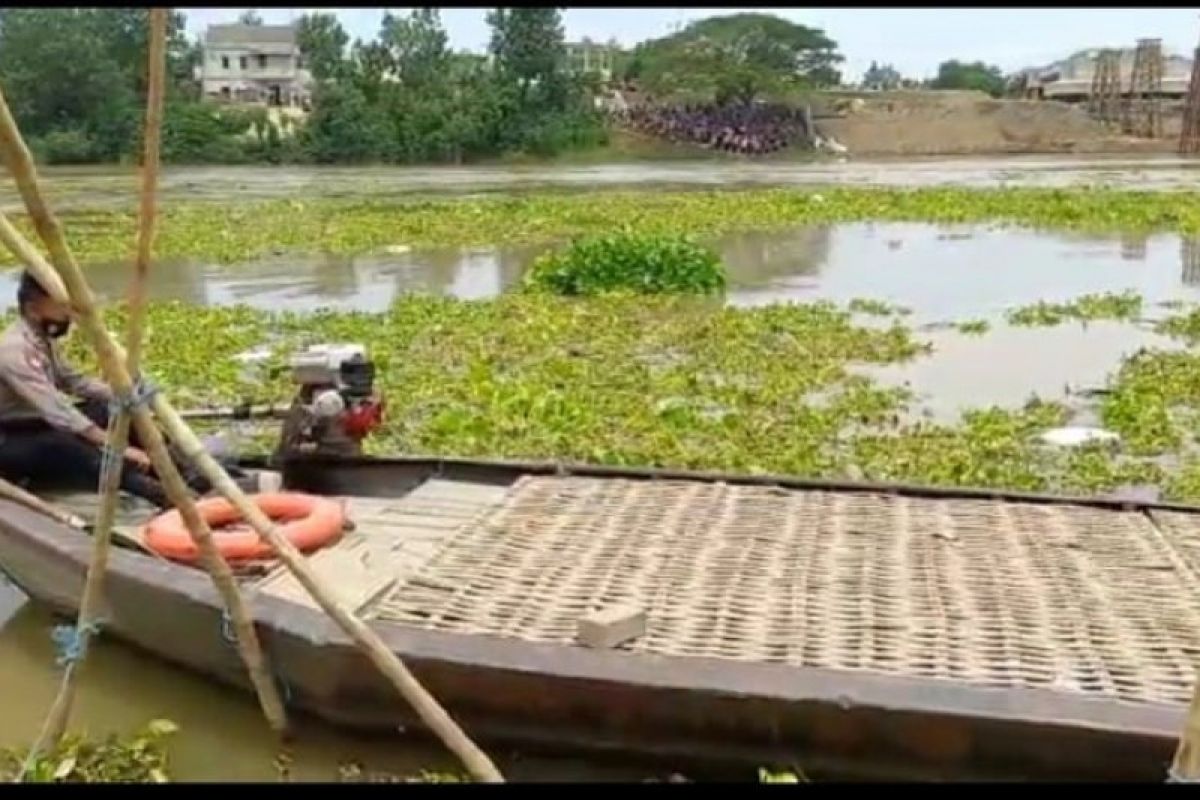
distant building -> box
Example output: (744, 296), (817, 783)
(564, 39), (623, 81)
(199, 23), (312, 111)
(1015, 47), (1192, 101)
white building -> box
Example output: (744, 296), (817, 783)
(1016, 47), (1193, 101)
(200, 23), (312, 110)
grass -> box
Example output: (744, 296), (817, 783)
(12, 185), (1200, 267)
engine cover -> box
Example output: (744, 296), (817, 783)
(272, 342), (384, 462)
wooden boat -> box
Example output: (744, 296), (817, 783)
(0, 453), (1197, 781)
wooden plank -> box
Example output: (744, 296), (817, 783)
(407, 479), (510, 505)
(256, 541), (397, 614)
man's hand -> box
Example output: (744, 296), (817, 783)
(124, 447), (152, 472)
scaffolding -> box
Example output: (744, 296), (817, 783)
(1181, 31), (1200, 153)
(1089, 49), (1123, 126)
(1126, 38), (1164, 138)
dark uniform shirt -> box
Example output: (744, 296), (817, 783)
(0, 317), (112, 433)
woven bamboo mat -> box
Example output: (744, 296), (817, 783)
(374, 475), (1200, 705)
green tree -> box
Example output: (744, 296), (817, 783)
(301, 83), (390, 163)
(930, 60), (1007, 97)
(379, 9), (449, 90)
(238, 9), (263, 26)
(0, 9), (138, 161)
(630, 13), (842, 104)
(0, 8), (199, 162)
(296, 12), (349, 82)
(487, 8), (568, 106)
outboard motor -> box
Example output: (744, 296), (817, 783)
(273, 343), (385, 462)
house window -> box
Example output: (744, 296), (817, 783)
(221, 55), (229, 69)
(258, 54), (267, 68)
(239, 56), (247, 69)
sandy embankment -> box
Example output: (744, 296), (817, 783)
(817, 89), (1179, 157)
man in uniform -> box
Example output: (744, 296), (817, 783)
(0, 271), (210, 508)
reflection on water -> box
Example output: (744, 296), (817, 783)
(1182, 237), (1200, 286)
(10, 222), (1200, 320)
(862, 321), (1179, 423)
(1120, 233), (1148, 262)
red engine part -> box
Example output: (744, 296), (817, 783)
(341, 395), (385, 440)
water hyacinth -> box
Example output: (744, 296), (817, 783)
(7, 186), (1200, 267)
(523, 232), (726, 296)
(2, 720), (177, 783)
(30, 288), (1200, 504)
(1005, 290), (1143, 327)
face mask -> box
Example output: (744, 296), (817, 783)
(41, 318), (70, 339)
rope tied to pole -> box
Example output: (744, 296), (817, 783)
(50, 620), (103, 668)
(109, 378), (160, 416)
(218, 610), (292, 705)
(99, 378), (159, 489)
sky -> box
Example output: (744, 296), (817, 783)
(181, 7), (1200, 82)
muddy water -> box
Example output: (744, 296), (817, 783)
(0, 217), (1193, 780)
(4, 154), (1200, 211)
(0, 221), (1184, 419)
(0, 578), (655, 782)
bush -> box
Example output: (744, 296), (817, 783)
(523, 232), (727, 296)
(160, 102), (252, 164)
(32, 129), (99, 165)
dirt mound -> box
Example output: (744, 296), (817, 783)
(818, 92), (1174, 156)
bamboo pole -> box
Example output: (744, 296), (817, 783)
(1173, 697), (1200, 780)
(18, 9), (168, 759)
(0, 187), (290, 750)
(0, 15), (288, 762)
(0, 46), (502, 784)
(0, 477), (87, 529)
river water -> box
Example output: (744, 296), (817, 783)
(5, 154), (1200, 211)
(0, 220), (1182, 420)
(0, 156), (1194, 781)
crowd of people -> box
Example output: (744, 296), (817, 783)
(612, 101), (812, 156)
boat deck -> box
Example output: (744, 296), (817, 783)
(47, 474), (1200, 711)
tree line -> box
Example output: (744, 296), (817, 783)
(863, 59), (1008, 97)
(0, 7), (607, 166)
(0, 8), (1013, 167)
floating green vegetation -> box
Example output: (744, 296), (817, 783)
(954, 319), (991, 336)
(336, 763), (467, 783)
(1156, 305), (1200, 342)
(523, 232), (726, 296)
(1, 719), (177, 783)
(63, 295), (924, 477)
(847, 298), (910, 317)
(8, 186), (1200, 266)
(759, 767), (805, 783)
(41, 292), (1200, 504)
(1005, 290), (1143, 327)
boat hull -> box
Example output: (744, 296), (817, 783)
(0, 455), (1188, 781)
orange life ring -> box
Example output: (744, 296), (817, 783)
(142, 493), (346, 563)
